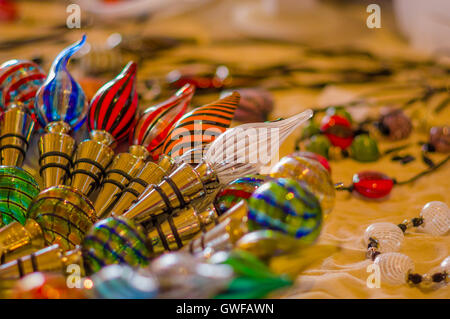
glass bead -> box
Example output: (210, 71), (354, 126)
(305, 134), (331, 159)
(352, 171), (394, 199)
(325, 106), (353, 123)
(377, 109), (412, 141)
(320, 114), (354, 149)
(350, 134), (380, 162)
(419, 201), (450, 236)
(429, 126), (450, 153)
(364, 223), (404, 252)
(270, 154), (335, 215)
(374, 252), (415, 285)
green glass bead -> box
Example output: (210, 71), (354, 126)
(0, 166), (40, 226)
(350, 134), (380, 162)
(82, 216), (152, 273)
(301, 121), (321, 139)
(326, 106), (353, 123)
(305, 134), (331, 159)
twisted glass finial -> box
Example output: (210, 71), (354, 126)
(35, 35), (88, 130)
(205, 110), (313, 184)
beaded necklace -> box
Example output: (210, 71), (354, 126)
(363, 201), (449, 287)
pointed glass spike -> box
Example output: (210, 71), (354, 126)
(162, 91), (239, 158)
(35, 35), (88, 130)
(205, 109), (313, 184)
(88, 61), (138, 143)
(133, 84), (195, 161)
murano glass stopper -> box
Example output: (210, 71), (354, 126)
(71, 62), (138, 196)
(35, 35), (89, 131)
(0, 59), (46, 120)
(133, 84), (195, 160)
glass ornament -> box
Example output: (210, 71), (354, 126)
(150, 252), (234, 298)
(35, 35), (88, 131)
(352, 171), (394, 199)
(305, 134), (331, 159)
(0, 166), (40, 226)
(364, 222), (404, 253)
(270, 154), (335, 215)
(350, 134), (380, 162)
(91, 264), (158, 299)
(123, 110), (313, 224)
(132, 84), (195, 160)
(419, 201), (450, 236)
(215, 174), (268, 214)
(440, 256), (450, 273)
(320, 114), (354, 149)
(0, 59), (45, 118)
(374, 252), (415, 285)
(27, 185), (97, 251)
(82, 216), (152, 273)
(162, 92), (240, 158)
(87, 61), (138, 143)
(247, 178), (323, 243)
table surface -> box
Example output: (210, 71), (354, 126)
(1, 0), (449, 299)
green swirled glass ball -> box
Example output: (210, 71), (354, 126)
(82, 216), (152, 273)
(0, 166), (40, 226)
(247, 178), (323, 245)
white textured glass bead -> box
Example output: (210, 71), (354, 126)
(364, 222), (404, 252)
(374, 252), (415, 285)
(419, 201), (450, 236)
(440, 256), (450, 273)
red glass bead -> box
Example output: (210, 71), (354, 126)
(352, 171), (394, 199)
(0, 0), (18, 22)
(320, 115), (354, 149)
